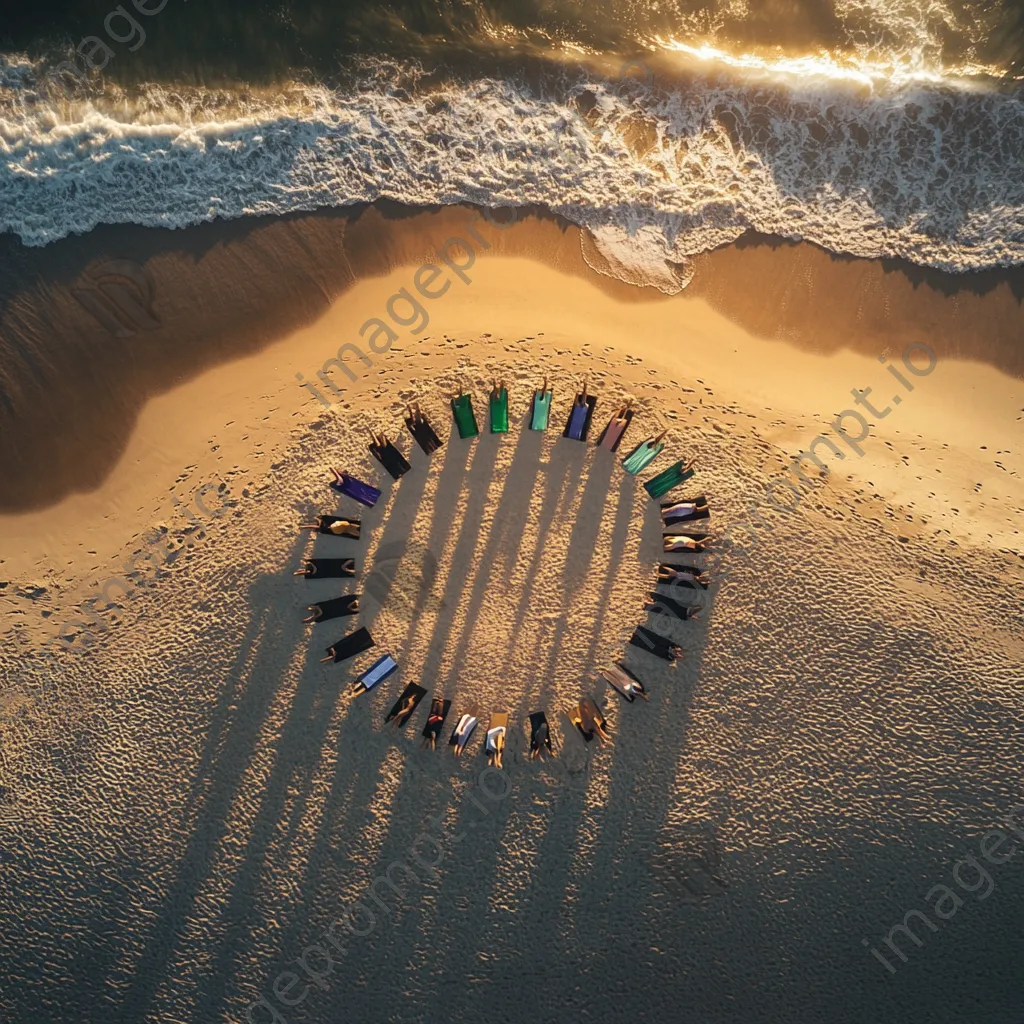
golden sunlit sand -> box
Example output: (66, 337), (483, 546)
(1, 206), (1022, 1024)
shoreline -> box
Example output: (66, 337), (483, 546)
(0, 201), (1021, 626)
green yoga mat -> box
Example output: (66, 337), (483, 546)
(530, 390), (552, 431)
(644, 461), (694, 498)
(489, 388), (509, 433)
(451, 393), (479, 439)
(621, 440), (662, 475)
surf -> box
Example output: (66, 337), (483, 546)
(1, 45), (1023, 292)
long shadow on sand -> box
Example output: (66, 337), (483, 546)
(212, 423), (714, 1024)
(103, 531), (313, 1023)
(59, 399), (714, 1024)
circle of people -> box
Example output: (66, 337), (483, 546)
(294, 380), (713, 769)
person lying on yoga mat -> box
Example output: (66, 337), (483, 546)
(621, 429), (667, 475)
(528, 711), (553, 758)
(571, 697), (611, 743)
(629, 625), (683, 662)
(597, 400), (633, 452)
(663, 533), (712, 553)
(450, 712), (478, 756)
(644, 458), (696, 499)
(486, 713), (508, 768)
(450, 390), (479, 439)
(329, 469), (382, 508)
(421, 697), (450, 750)
(645, 592), (701, 621)
(303, 594), (360, 623)
(404, 403), (444, 455)
(293, 558), (356, 578)
(298, 516), (361, 538)
(320, 626), (375, 664)
(603, 663), (648, 702)
(564, 382), (595, 441)
(656, 563), (709, 587)
(661, 496), (710, 525)
(350, 653), (399, 698)
(367, 431), (411, 480)
(386, 683), (427, 728)
(529, 378), (553, 431)
(390, 691), (418, 725)
(489, 380), (509, 434)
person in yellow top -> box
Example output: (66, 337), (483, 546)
(298, 515), (360, 538)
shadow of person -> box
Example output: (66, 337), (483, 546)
(91, 531), (313, 1023)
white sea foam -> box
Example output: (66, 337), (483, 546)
(1, 56), (1024, 291)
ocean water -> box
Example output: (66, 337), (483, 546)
(2, 0), (1024, 290)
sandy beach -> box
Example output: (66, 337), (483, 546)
(1, 205), (1022, 1024)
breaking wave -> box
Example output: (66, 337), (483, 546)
(1, 51), (1024, 291)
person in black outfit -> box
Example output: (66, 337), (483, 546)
(293, 558), (356, 578)
(368, 430), (411, 480)
(303, 594), (360, 623)
(529, 712), (554, 759)
(320, 627), (375, 664)
(644, 592), (701, 621)
(298, 516), (360, 538)
(404, 403), (444, 455)
(629, 625), (683, 662)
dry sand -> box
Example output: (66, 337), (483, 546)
(0, 206), (1022, 1024)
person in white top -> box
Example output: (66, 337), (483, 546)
(603, 663), (648, 703)
(657, 564), (709, 587)
(663, 533), (712, 553)
(452, 714), (478, 756)
(486, 725), (506, 768)
(662, 495), (709, 526)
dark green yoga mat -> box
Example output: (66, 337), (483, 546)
(644, 461), (694, 498)
(451, 393), (479, 438)
(489, 388), (509, 433)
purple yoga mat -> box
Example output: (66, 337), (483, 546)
(567, 402), (588, 440)
(331, 473), (382, 507)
